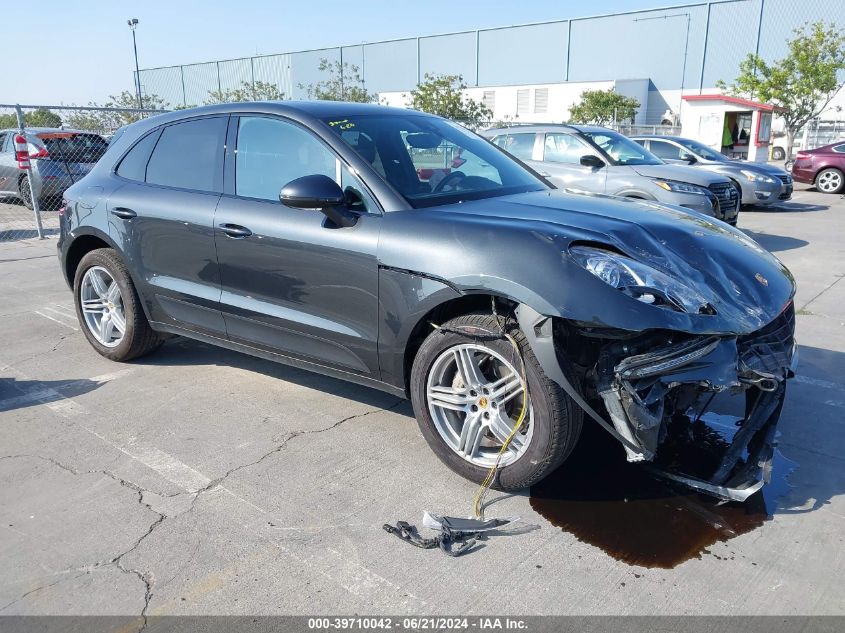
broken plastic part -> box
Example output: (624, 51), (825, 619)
(383, 513), (520, 557)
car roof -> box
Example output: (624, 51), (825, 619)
(0, 127), (102, 136)
(629, 135), (688, 141)
(483, 123), (617, 135)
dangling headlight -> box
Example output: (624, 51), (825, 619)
(569, 246), (712, 314)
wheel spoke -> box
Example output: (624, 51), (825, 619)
(88, 270), (109, 298)
(428, 385), (471, 412)
(488, 372), (523, 404)
(99, 314), (114, 342)
(81, 298), (107, 314)
(457, 410), (485, 458)
(489, 410), (525, 450)
(110, 310), (126, 335)
(106, 281), (121, 303)
(454, 347), (485, 388)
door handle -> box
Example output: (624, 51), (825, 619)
(110, 207), (137, 219)
(218, 223), (253, 238)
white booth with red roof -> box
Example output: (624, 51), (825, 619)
(679, 95), (782, 163)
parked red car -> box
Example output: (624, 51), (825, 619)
(790, 141), (845, 194)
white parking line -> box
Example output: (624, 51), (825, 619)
(33, 310), (78, 331)
(794, 374), (845, 393)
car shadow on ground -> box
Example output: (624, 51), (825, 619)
(136, 337), (413, 414)
(742, 200), (828, 213)
(741, 229), (809, 252)
(0, 376), (103, 413)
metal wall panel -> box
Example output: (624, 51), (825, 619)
(361, 39), (418, 94)
(419, 32), (477, 85)
(477, 22), (569, 86)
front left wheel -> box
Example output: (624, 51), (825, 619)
(410, 313), (582, 491)
(73, 248), (163, 361)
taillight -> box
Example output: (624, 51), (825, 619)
(58, 199), (69, 216)
(14, 134), (30, 170)
(795, 152), (809, 160)
(29, 147), (50, 159)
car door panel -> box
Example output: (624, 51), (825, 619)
(108, 116), (227, 336)
(534, 133), (608, 193)
(214, 115), (381, 377)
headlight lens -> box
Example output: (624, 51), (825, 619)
(570, 246), (711, 314)
(740, 169), (777, 184)
(652, 179), (709, 195)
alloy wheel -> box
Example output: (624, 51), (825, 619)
(426, 343), (533, 468)
(817, 169), (843, 193)
(80, 266), (126, 347)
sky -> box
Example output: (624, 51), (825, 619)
(3, 0), (697, 106)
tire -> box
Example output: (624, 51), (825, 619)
(772, 147), (786, 161)
(73, 248), (163, 362)
(410, 312), (582, 491)
(18, 174), (34, 210)
(815, 168), (844, 194)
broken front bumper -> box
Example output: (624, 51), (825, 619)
(518, 303), (797, 503)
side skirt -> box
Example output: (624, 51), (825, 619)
(150, 320), (408, 399)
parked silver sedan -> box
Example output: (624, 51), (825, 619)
(632, 135), (792, 207)
(484, 125), (739, 225)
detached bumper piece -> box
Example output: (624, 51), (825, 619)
(383, 512), (519, 557)
(596, 305), (796, 502)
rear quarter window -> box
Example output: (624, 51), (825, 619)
(116, 131), (161, 182)
(145, 117), (226, 192)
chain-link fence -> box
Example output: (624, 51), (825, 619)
(0, 104), (168, 242)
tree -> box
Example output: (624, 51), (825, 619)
(717, 21), (845, 159)
(568, 88), (640, 126)
(300, 58), (376, 103)
(0, 108), (62, 129)
(205, 80), (286, 104)
(63, 90), (170, 133)
(407, 74), (492, 127)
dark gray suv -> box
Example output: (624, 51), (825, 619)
(57, 102), (795, 500)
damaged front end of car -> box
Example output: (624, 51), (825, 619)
(518, 301), (797, 503)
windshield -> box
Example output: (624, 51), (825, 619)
(38, 132), (109, 164)
(676, 138), (729, 162)
(322, 114), (546, 208)
(581, 129), (663, 166)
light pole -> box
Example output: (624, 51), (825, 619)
(127, 18), (142, 110)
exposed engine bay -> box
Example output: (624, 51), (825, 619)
(518, 302), (797, 502)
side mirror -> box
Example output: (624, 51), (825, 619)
(681, 153), (697, 164)
(280, 174), (357, 228)
(580, 154), (604, 169)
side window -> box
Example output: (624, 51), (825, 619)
(543, 133), (590, 164)
(235, 116), (336, 201)
(497, 133), (535, 161)
(146, 117), (226, 192)
(0, 133), (8, 153)
(116, 131), (160, 182)
(648, 140), (683, 160)
(833, 143), (845, 154)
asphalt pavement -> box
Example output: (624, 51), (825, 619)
(0, 184), (843, 617)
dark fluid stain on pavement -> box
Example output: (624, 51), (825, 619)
(530, 413), (795, 569)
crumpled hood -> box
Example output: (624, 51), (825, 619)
(448, 190), (795, 333)
(629, 163), (727, 186)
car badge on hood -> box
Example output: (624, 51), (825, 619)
(755, 273), (769, 286)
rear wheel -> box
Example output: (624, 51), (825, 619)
(410, 313), (582, 491)
(18, 175), (34, 210)
(816, 168), (844, 194)
(771, 146), (786, 161)
(73, 248), (163, 361)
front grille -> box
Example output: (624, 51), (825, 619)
(738, 302), (795, 376)
(777, 174), (792, 185)
(708, 182), (739, 216)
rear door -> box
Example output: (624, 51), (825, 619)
(538, 132), (608, 193)
(108, 116), (228, 336)
(213, 114), (382, 377)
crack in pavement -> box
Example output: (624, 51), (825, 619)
(799, 274), (844, 311)
(0, 398), (405, 623)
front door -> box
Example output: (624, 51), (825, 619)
(535, 132), (608, 193)
(214, 115), (382, 377)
